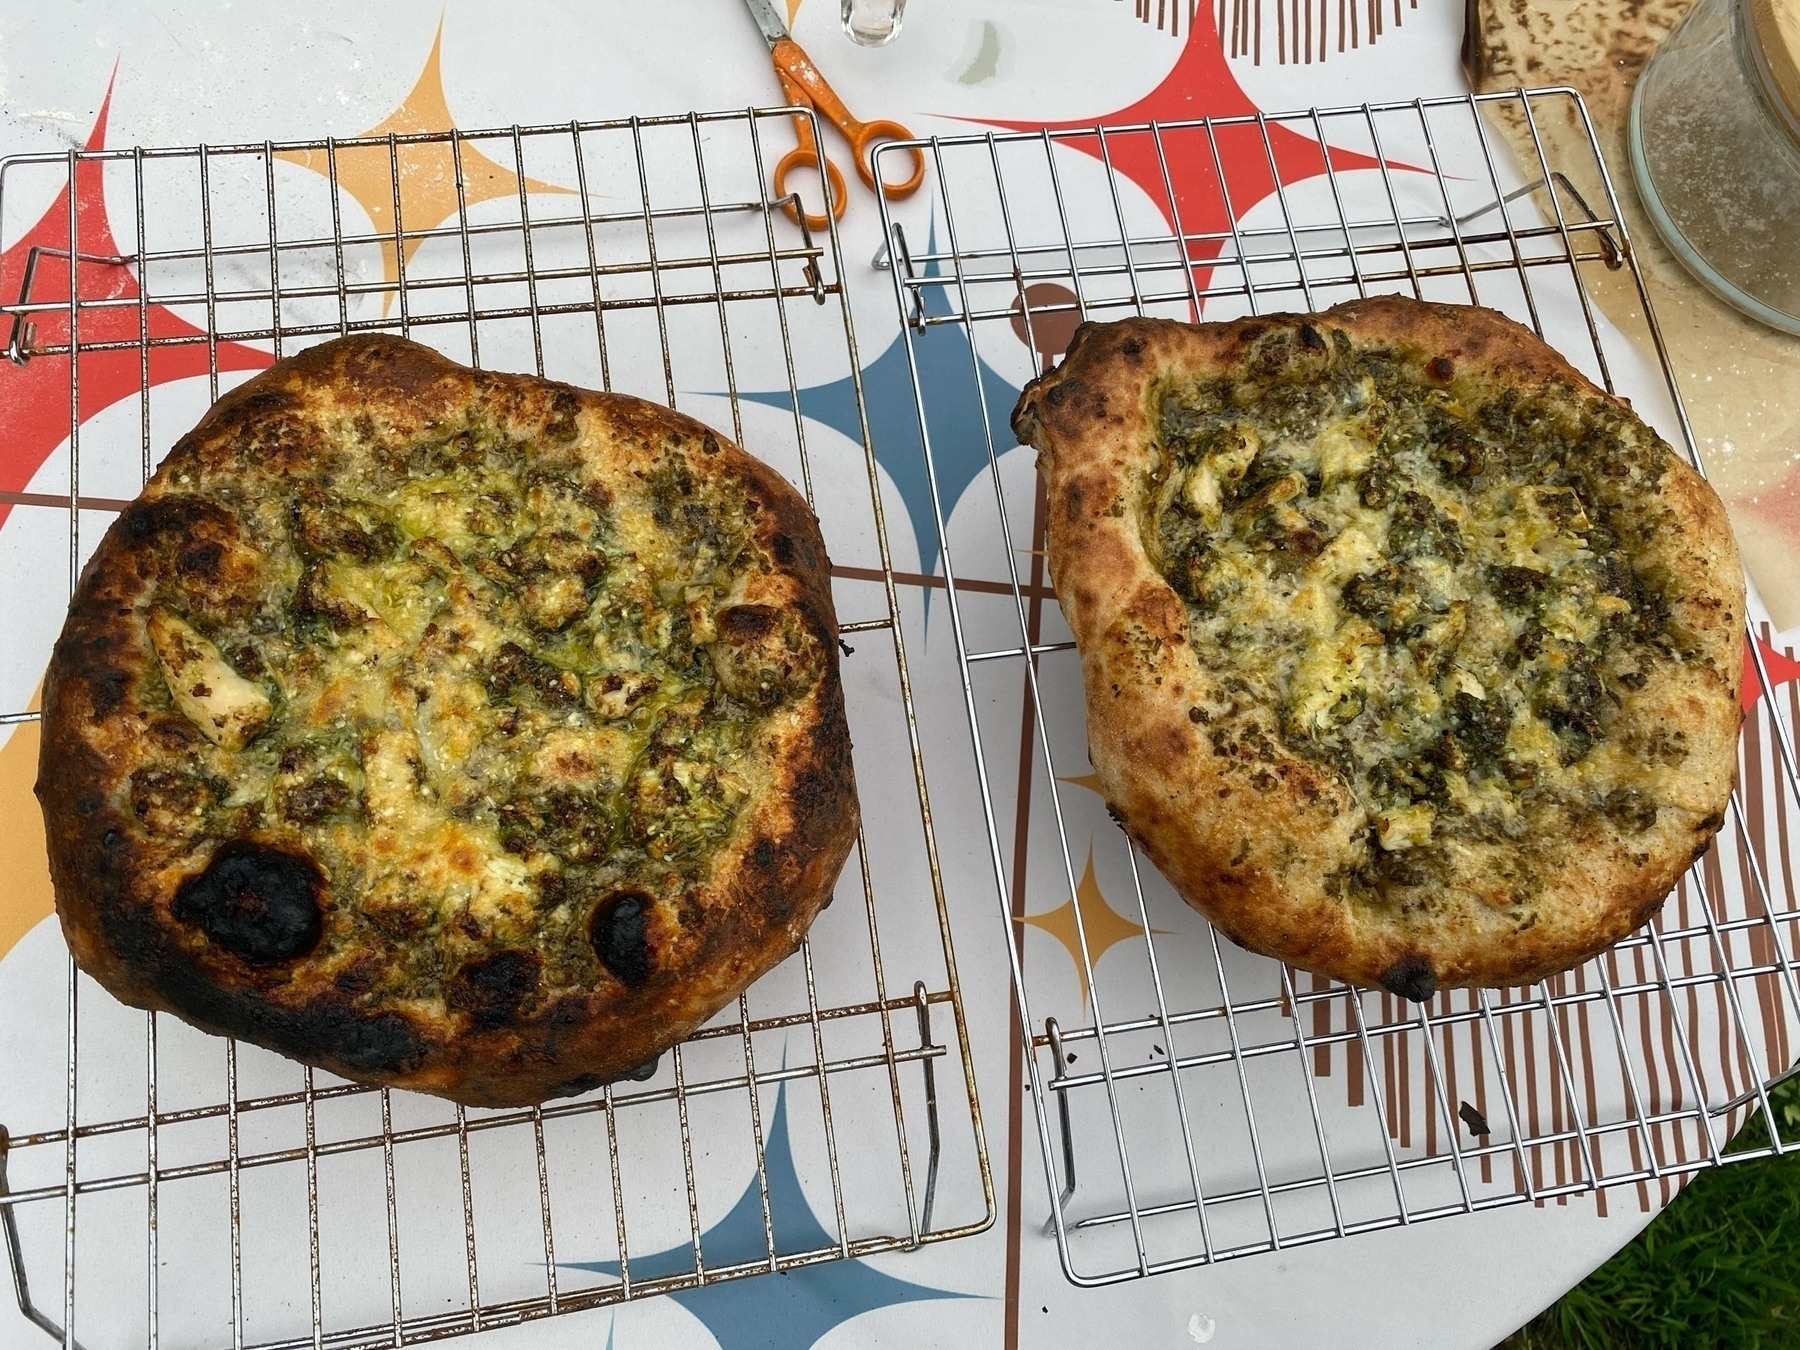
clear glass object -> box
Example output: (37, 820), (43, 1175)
(842, 0), (906, 46)
(1629, 0), (1800, 334)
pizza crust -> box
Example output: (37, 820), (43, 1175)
(38, 335), (859, 1106)
(1012, 298), (1743, 999)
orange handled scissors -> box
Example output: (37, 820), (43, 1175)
(741, 0), (926, 229)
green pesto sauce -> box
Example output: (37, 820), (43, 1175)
(1151, 321), (1684, 909)
(132, 413), (822, 999)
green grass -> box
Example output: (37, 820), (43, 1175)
(1498, 1075), (1800, 1350)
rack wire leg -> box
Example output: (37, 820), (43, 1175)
(1040, 1019), (1078, 1236)
(913, 982), (942, 1237)
(0, 1127), (89, 1350)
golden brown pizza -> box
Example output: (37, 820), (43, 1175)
(37, 334), (858, 1106)
(1011, 297), (1744, 1000)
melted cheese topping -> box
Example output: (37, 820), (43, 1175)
(1153, 322), (1685, 909)
(129, 415), (824, 1003)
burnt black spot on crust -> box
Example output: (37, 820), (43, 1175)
(545, 387), (581, 442)
(546, 1071), (608, 1099)
(771, 532), (797, 565)
(90, 668), (132, 720)
(590, 891), (654, 987)
(111, 495), (258, 618)
(155, 955), (427, 1077)
(544, 1053), (662, 1099)
(176, 541), (224, 580)
(122, 497), (202, 545)
(171, 842), (325, 964)
(303, 1006), (426, 1075)
(1380, 953), (1438, 1002)
(616, 1054), (660, 1082)
(451, 950), (543, 1031)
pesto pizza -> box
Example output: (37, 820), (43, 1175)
(38, 334), (858, 1106)
(1011, 298), (1743, 1000)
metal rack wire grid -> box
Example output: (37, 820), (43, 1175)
(871, 87), (1800, 1286)
(0, 108), (993, 1347)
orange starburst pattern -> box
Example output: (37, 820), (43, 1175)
(1022, 844), (1160, 1006)
(276, 18), (573, 313)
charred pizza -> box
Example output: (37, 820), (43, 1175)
(38, 334), (858, 1106)
(1011, 297), (1743, 1000)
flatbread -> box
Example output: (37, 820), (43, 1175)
(38, 335), (858, 1106)
(1012, 297), (1743, 998)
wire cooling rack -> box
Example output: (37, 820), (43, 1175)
(0, 108), (991, 1347)
(873, 88), (1800, 1285)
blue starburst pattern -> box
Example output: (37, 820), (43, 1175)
(736, 217), (1025, 589)
(559, 1086), (975, 1350)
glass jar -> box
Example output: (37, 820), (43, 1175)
(1629, 0), (1800, 334)
(842, 0), (906, 46)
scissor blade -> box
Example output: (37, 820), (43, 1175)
(740, 0), (791, 48)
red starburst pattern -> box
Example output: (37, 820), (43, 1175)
(0, 73), (271, 531)
(1745, 636), (1800, 712)
(974, 10), (1409, 306)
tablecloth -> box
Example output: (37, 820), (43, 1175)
(3, 4), (1797, 1348)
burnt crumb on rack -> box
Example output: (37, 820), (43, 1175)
(1459, 1101), (1492, 1138)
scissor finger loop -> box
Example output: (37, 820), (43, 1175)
(844, 118), (925, 198)
(773, 140), (845, 232)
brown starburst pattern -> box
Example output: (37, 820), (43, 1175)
(1119, 0), (1418, 64)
